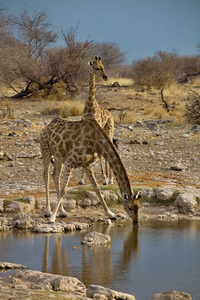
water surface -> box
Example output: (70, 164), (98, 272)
(0, 219), (200, 300)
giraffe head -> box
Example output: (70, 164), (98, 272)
(123, 191), (141, 226)
(89, 57), (108, 81)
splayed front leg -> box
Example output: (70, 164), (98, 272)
(85, 166), (116, 219)
(59, 203), (68, 218)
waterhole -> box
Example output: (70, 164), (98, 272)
(0, 219), (200, 300)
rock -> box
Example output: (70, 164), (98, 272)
(13, 214), (35, 229)
(4, 200), (30, 213)
(64, 223), (76, 232)
(0, 217), (9, 231)
(101, 190), (118, 202)
(170, 162), (184, 171)
(0, 199), (4, 212)
(79, 198), (92, 208)
(0, 262), (27, 270)
(189, 124), (200, 134)
(81, 231), (111, 246)
(141, 188), (156, 200)
(21, 196), (35, 211)
(174, 193), (197, 214)
(87, 284), (136, 300)
(11, 270), (86, 295)
(154, 187), (174, 201)
(74, 222), (89, 230)
(32, 223), (65, 233)
(65, 199), (76, 210)
(86, 191), (100, 206)
(151, 290), (192, 299)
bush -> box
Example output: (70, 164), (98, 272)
(185, 89), (200, 124)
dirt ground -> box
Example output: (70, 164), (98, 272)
(0, 84), (199, 203)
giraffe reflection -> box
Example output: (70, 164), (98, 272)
(41, 225), (139, 286)
(42, 234), (69, 275)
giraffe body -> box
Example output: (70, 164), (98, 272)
(40, 118), (139, 224)
(80, 57), (114, 185)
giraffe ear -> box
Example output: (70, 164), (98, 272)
(88, 61), (93, 67)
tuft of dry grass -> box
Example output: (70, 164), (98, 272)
(41, 100), (84, 117)
(106, 77), (134, 86)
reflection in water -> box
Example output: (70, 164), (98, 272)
(0, 219), (200, 300)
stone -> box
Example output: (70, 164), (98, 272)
(154, 187), (174, 201)
(86, 191), (100, 206)
(81, 231), (111, 246)
(141, 188), (156, 200)
(21, 196), (35, 211)
(0, 262), (27, 270)
(65, 199), (76, 210)
(170, 162), (184, 171)
(32, 223), (65, 233)
(0, 217), (8, 231)
(79, 198), (92, 208)
(13, 215), (35, 229)
(0, 199), (4, 212)
(102, 190), (118, 202)
(4, 201), (30, 213)
(11, 270), (86, 295)
(87, 284), (136, 300)
(174, 193), (197, 214)
(151, 290), (192, 300)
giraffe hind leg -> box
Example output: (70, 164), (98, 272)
(99, 156), (108, 185)
(78, 168), (85, 185)
(49, 163), (71, 223)
(41, 151), (52, 218)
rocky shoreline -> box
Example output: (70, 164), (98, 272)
(0, 267), (193, 300)
(0, 185), (199, 299)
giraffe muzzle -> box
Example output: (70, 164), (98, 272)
(103, 75), (108, 81)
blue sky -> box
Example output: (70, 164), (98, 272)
(2, 0), (200, 63)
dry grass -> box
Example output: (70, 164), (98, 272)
(41, 100), (84, 117)
(106, 77), (134, 86)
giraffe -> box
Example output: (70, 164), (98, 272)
(40, 117), (140, 225)
(79, 56), (115, 185)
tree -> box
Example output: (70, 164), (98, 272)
(92, 42), (126, 69)
(13, 8), (57, 59)
(0, 8), (13, 46)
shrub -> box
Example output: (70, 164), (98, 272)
(185, 89), (200, 124)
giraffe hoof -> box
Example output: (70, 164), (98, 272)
(103, 181), (108, 186)
(78, 180), (84, 185)
(59, 212), (68, 218)
(44, 213), (51, 218)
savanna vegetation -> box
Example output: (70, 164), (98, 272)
(0, 6), (200, 124)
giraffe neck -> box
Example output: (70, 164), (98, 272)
(83, 71), (97, 118)
(93, 123), (132, 197)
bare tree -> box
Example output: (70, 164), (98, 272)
(0, 8), (13, 46)
(93, 42), (126, 69)
(13, 8), (57, 59)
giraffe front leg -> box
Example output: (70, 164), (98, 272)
(51, 161), (67, 217)
(43, 163), (52, 217)
(85, 166), (116, 219)
(49, 164), (71, 223)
